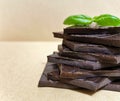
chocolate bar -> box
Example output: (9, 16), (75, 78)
(64, 26), (120, 35)
(59, 64), (120, 79)
(48, 53), (118, 70)
(63, 40), (120, 55)
(46, 63), (111, 91)
(58, 45), (120, 64)
(53, 32), (120, 47)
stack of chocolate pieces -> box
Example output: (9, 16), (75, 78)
(38, 26), (120, 92)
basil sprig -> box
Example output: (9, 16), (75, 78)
(93, 14), (120, 26)
(63, 14), (92, 27)
(63, 14), (120, 27)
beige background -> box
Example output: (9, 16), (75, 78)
(1, 0), (120, 41)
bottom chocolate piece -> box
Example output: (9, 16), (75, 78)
(47, 69), (111, 91)
(38, 63), (78, 89)
(38, 63), (120, 91)
(104, 81), (120, 92)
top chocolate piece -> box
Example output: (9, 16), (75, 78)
(64, 26), (120, 35)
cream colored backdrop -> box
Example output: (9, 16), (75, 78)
(0, 0), (120, 41)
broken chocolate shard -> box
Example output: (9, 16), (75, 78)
(48, 53), (119, 70)
(64, 26), (120, 35)
(59, 64), (95, 79)
(63, 40), (120, 55)
(104, 80), (120, 92)
(59, 64), (120, 79)
(38, 62), (120, 92)
(58, 45), (120, 64)
(38, 62), (77, 89)
(46, 63), (111, 91)
(53, 32), (120, 47)
(60, 77), (111, 91)
(53, 32), (64, 38)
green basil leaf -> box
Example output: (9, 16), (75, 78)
(63, 14), (92, 26)
(93, 14), (120, 26)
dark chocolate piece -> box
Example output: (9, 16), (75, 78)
(64, 26), (120, 35)
(48, 70), (120, 92)
(47, 65), (111, 91)
(53, 32), (120, 47)
(38, 63), (77, 89)
(58, 45), (120, 64)
(48, 53), (119, 70)
(63, 40), (120, 55)
(53, 32), (64, 38)
(104, 81), (120, 92)
(60, 76), (111, 91)
(38, 62), (120, 92)
(59, 64), (120, 79)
